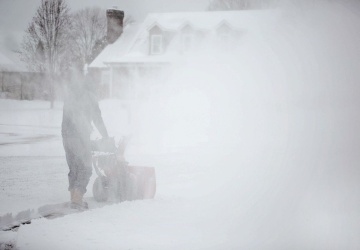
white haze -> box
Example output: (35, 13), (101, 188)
(113, 1), (360, 248)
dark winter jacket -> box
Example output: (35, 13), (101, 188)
(61, 83), (108, 140)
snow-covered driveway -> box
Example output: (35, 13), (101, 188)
(0, 98), (359, 250)
(0, 100), (63, 157)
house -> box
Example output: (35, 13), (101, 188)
(0, 49), (45, 100)
(89, 9), (279, 99)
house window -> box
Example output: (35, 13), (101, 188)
(219, 34), (231, 48)
(180, 24), (194, 53)
(216, 22), (233, 52)
(151, 34), (163, 55)
(101, 70), (110, 85)
(182, 34), (193, 53)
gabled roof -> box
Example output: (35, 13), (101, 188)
(90, 10), (280, 68)
(0, 50), (28, 72)
(215, 20), (235, 32)
(90, 23), (142, 68)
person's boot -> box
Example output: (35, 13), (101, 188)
(71, 189), (88, 210)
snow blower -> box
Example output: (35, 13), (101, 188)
(91, 137), (156, 202)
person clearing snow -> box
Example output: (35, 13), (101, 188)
(61, 68), (109, 210)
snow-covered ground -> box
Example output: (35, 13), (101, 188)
(1, 2), (360, 249)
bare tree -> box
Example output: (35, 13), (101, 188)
(70, 8), (135, 72)
(20, 0), (71, 108)
(208, 0), (272, 10)
(69, 7), (106, 71)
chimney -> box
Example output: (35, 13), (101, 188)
(106, 7), (124, 44)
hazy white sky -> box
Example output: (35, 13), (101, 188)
(0, 0), (208, 33)
(0, 0), (208, 51)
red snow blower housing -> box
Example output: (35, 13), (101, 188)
(91, 137), (156, 202)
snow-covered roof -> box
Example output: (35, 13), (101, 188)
(0, 50), (28, 72)
(0, 32), (29, 72)
(142, 10), (278, 31)
(106, 54), (180, 65)
(0, 52), (14, 67)
(90, 23), (142, 68)
(90, 10), (280, 68)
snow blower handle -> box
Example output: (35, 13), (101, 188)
(116, 136), (132, 157)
